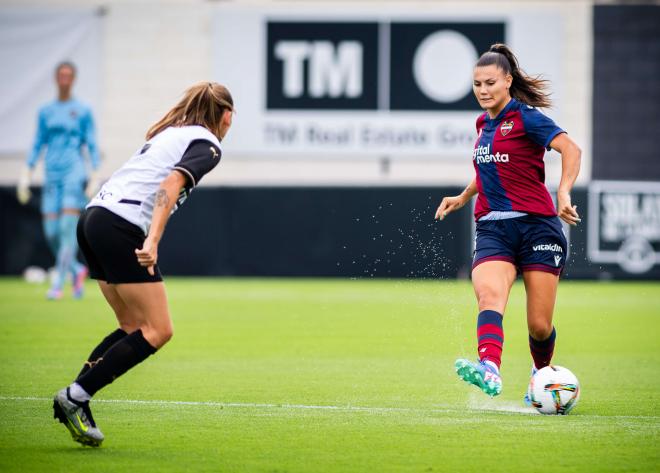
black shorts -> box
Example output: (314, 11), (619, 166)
(77, 206), (163, 284)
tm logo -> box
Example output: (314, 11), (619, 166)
(267, 21), (504, 111)
(275, 41), (363, 99)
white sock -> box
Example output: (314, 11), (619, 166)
(68, 382), (92, 402)
(484, 360), (500, 374)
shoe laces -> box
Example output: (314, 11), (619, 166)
(479, 360), (499, 375)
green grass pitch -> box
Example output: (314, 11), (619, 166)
(0, 277), (658, 472)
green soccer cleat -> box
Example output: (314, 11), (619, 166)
(53, 388), (104, 447)
(455, 358), (503, 397)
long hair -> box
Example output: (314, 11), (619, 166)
(476, 43), (552, 108)
(146, 82), (234, 140)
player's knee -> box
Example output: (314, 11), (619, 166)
(528, 320), (553, 341)
(160, 324), (174, 345)
(142, 323), (173, 349)
(61, 208), (80, 216)
(475, 285), (505, 312)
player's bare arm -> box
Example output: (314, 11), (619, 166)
(435, 178), (478, 221)
(550, 133), (582, 226)
(135, 170), (187, 275)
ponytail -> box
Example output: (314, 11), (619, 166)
(476, 43), (552, 108)
(146, 82), (234, 140)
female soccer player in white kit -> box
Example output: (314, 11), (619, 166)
(52, 82), (233, 447)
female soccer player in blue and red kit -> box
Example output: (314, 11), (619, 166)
(435, 44), (581, 399)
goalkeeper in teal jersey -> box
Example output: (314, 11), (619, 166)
(17, 62), (100, 300)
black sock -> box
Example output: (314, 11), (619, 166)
(76, 328), (128, 380)
(76, 329), (157, 396)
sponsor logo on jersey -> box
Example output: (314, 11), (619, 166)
(554, 255), (562, 266)
(500, 120), (513, 136)
(532, 243), (563, 253)
(473, 143), (509, 164)
(210, 146), (219, 159)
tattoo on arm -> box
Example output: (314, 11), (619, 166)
(155, 189), (170, 208)
(463, 179), (478, 197)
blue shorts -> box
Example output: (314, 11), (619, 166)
(473, 215), (567, 275)
(41, 176), (87, 214)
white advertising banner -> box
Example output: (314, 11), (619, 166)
(588, 181), (660, 274)
(213, 3), (564, 159)
(0, 7), (102, 154)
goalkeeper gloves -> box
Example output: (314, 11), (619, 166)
(16, 166), (32, 205)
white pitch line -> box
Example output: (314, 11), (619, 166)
(0, 396), (658, 420)
(0, 396), (455, 415)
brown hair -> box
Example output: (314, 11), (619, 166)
(476, 43), (552, 108)
(146, 82), (234, 140)
(55, 61), (76, 76)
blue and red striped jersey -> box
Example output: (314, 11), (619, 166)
(472, 98), (565, 220)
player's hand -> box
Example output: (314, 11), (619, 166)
(557, 191), (581, 226)
(135, 238), (158, 276)
(17, 167), (32, 205)
(85, 171), (100, 200)
(435, 195), (466, 221)
(17, 185), (31, 205)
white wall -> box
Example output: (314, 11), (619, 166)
(0, 0), (592, 188)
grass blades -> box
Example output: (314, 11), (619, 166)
(0, 278), (658, 472)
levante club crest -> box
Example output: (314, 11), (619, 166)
(500, 121), (514, 136)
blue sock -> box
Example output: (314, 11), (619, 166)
(62, 214), (85, 279)
(477, 310), (504, 369)
(43, 217), (60, 256)
(71, 259), (84, 279)
(55, 214), (80, 289)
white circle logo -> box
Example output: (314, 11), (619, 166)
(413, 30), (478, 103)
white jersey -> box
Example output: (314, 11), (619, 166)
(88, 125), (222, 234)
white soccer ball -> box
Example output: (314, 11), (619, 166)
(23, 266), (47, 284)
(527, 365), (580, 415)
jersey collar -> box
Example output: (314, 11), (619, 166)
(485, 98), (517, 124)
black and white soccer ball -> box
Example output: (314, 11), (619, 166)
(528, 365), (580, 415)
